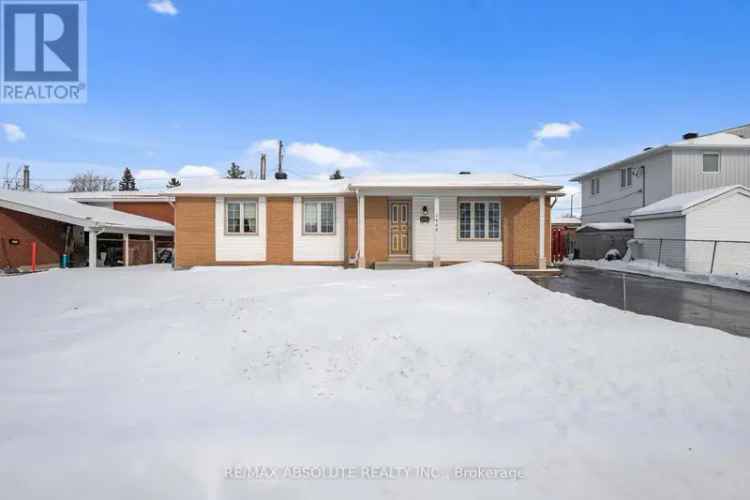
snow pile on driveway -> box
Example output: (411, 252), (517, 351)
(1, 263), (749, 499)
(567, 258), (750, 292)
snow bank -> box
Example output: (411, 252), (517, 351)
(567, 258), (750, 293)
(1, 263), (749, 499)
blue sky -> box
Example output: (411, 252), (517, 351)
(2, 0), (750, 211)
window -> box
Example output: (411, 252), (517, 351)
(303, 200), (336, 234)
(591, 177), (600, 195)
(226, 200), (258, 234)
(621, 168), (632, 188)
(458, 200), (500, 240)
(703, 152), (720, 173)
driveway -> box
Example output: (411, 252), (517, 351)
(532, 265), (750, 337)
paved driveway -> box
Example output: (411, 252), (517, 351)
(532, 265), (750, 337)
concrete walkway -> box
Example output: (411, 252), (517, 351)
(533, 265), (750, 337)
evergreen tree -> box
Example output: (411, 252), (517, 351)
(166, 177), (182, 189)
(118, 168), (137, 191)
(226, 162), (245, 179)
(329, 169), (344, 180)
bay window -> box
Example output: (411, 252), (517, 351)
(459, 200), (500, 240)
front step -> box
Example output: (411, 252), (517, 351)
(373, 261), (431, 270)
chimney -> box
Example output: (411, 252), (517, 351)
(682, 132), (699, 140)
(275, 140), (288, 180)
(22, 165), (30, 190)
(260, 153), (267, 180)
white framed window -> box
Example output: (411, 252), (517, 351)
(458, 200), (500, 240)
(303, 199), (336, 235)
(591, 177), (600, 195)
(225, 199), (258, 235)
(620, 168), (632, 188)
(702, 152), (720, 173)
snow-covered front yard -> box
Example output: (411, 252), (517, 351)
(1, 263), (749, 499)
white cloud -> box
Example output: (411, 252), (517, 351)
(533, 121), (583, 141)
(134, 169), (171, 180)
(288, 142), (367, 168)
(147, 0), (178, 16)
(1, 123), (26, 143)
(251, 139), (367, 169)
(178, 165), (219, 178)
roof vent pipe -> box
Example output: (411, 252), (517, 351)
(275, 140), (288, 180)
(260, 153), (267, 180)
(682, 132), (699, 140)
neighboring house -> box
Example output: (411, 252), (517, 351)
(66, 192), (175, 224)
(571, 123), (750, 224)
(629, 185), (750, 274)
(167, 173), (563, 270)
(0, 190), (174, 270)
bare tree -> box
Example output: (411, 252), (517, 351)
(68, 171), (117, 192)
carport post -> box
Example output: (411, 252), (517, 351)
(151, 234), (156, 264)
(88, 231), (97, 269)
(123, 233), (130, 266)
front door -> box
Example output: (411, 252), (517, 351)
(389, 200), (410, 256)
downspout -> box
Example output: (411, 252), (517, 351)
(353, 189), (360, 266)
(640, 165), (646, 207)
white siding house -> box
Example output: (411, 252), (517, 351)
(573, 124), (750, 224)
(629, 185), (750, 274)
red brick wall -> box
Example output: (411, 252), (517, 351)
(501, 196), (551, 268)
(0, 207), (66, 268)
(113, 202), (174, 224)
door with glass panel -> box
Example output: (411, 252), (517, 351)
(389, 200), (410, 256)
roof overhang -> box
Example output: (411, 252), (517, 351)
(0, 198), (174, 235)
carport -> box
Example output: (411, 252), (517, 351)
(0, 191), (174, 270)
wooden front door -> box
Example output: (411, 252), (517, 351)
(389, 201), (410, 255)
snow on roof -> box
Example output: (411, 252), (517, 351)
(166, 178), (351, 196)
(577, 222), (634, 232)
(166, 173), (562, 196)
(65, 191), (174, 202)
(552, 215), (581, 225)
(570, 123), (750, 182)
(0, 190), (174, 234)
(630, 185), (749, 218)
(349, 172), (561, 190)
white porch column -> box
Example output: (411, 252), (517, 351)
(88, 231), (97, 269)
(357, 193), (366, 268)
(124, 233), (130, 266)
(150, 234), (156, 264)
(432, 196), (440, 268)
(538, 194), (546, 269)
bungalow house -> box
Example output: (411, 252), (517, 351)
(167, 173), (563, 269)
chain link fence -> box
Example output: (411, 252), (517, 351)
(628, 238), (750, 275)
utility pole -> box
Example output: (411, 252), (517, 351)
(570, 194), (574, 217)
(22, 165), (30, 190)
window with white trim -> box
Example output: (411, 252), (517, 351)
(702, 152), (720, 173)
(458, 200), (500, 240)
(226, 200), (258, 234)
(591, 177), (600, 195)
(620, 168), (632, 187)
(303, 200), (336, 234)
